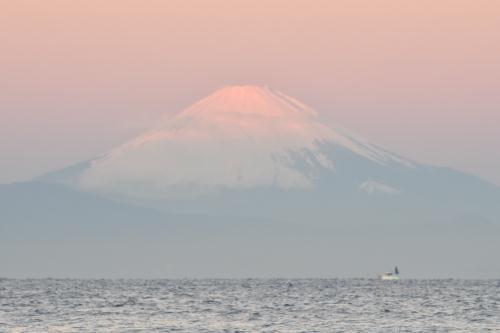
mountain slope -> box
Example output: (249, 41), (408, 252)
(45, 86), (415, 200)
(37, 86), (500, 224)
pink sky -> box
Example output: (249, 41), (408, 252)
(1, 0), (499, 185)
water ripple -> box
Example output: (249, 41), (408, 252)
(0, 279), (498, 332)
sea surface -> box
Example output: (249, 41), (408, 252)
(0, 278), (499, 332)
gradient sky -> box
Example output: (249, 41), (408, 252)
(1, 0), (499, 185)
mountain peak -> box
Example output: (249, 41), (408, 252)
(180, 85), (317, 119)
(74, 86), (414, 197)
(216, 84), (270, 95)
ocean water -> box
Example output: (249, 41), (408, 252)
(0, 279), (498, 332)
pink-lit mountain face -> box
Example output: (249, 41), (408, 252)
(72, 86), (413, 199)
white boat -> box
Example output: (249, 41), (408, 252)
(380, 266), (400, 281)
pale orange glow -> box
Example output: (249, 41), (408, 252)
(1, 1), (499, 185)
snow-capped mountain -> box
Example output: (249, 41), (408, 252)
(36, 85), (500, 224)
(45, 86), (415, 200)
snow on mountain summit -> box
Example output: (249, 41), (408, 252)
(78, 86), (414, 198)
(178, 85), (317, 118)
